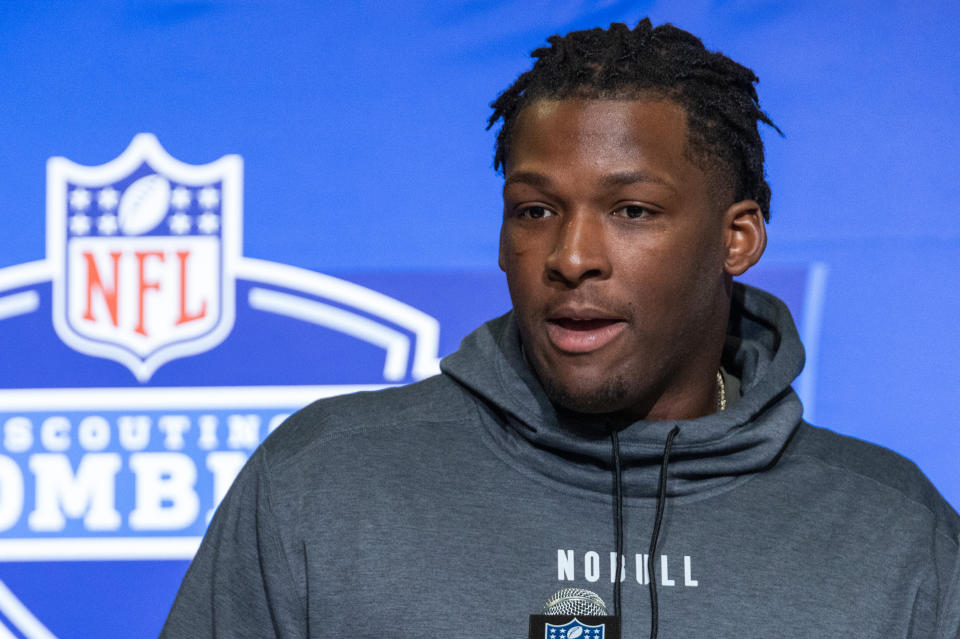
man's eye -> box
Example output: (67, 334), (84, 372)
(519, 206), (552, 219)
(613, 205), (653, 219)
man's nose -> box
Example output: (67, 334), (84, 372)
(545, 210), (610, 286)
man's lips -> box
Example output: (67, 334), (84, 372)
(545, 315), (627, 354)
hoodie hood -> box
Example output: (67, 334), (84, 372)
(441, 283), (805, 500)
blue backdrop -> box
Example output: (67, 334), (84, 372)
(0, 2), (957, 637)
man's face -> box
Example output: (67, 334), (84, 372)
(499, 98), (734, 421)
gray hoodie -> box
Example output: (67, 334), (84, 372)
(162, 284), (960, 638)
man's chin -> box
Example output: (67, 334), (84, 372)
(539, 372), (633, 416)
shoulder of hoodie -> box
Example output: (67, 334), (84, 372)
(790, 422), (960, 540)
(256, 373), (476, 471)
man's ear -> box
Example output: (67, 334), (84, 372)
(723, 200), (767, 276)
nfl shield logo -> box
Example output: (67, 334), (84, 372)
(545, 618), (605, 639)
(47, 134), (240, 381)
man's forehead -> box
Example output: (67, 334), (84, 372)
(517, 95), (688, 127)
(511, 96), (689, 146)
(504, 96), (736, 207)
(506, 98), (692, 177)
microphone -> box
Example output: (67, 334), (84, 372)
(528, 588), (621, 638)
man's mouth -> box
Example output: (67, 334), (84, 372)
(545, 315), (627, 354)
(553, 318), (621, 331)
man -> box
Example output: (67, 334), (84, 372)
(162, 19), (960, 638)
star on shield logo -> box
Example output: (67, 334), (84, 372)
(545, 618), (605, 639)
(47, 133), (241, 381)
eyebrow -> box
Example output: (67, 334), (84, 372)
(598, 170), (672, 189)
(504, 170), (673, 190)
(503, 171), (551, 188)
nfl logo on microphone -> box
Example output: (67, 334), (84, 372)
(545, 619), (604, 638)
(47, 133), (239, 381)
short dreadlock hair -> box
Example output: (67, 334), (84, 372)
(488, 19), (781, 220)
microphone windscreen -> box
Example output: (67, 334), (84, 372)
(542, 588), (607, 616)
(530, 588), (620, 638)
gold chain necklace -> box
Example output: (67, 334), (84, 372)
(716, 370), (726, 411)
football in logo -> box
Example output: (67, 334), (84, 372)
(117, 174), (172, 235)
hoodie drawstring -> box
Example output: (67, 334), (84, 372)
(610, 424), (680, 638)
(648, 424), (680, 639)
(610, 430), (624, 619)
